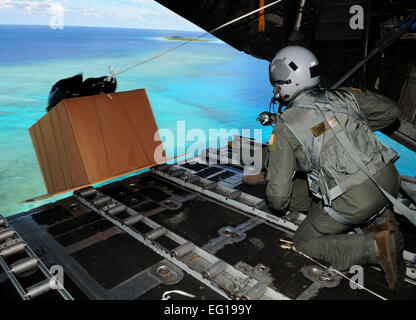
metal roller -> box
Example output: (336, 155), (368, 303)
(77, 187), (97, 198)
(105, 204), (126, 215)
(0, 229), (16, 243)
(202, 260), (227, 279)
(144, 227), (167, 241)
(186, 175), (200, 184)
(156, 164), (170, 172)
(203, 182), (218, 191)
(171, 169), (186, 178)
(170, 242), (195, 258)
(123, 214), (144, 226)
(0, 242), (26, 258)
(10, 257), (38, 276)
(227, 190), (242, 200)
(240, 282), (267, 300)
(255, 200), (267, 210)
(26, 279), (52, 299)
(92, 196), (111, 207)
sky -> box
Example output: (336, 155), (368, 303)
(0, 0), (204, 30)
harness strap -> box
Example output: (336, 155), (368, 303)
(323, 204), (389, 228)
(327, 184), (344, 201)
(316, 103), (416, 227)
(286, 89), (411, 226)
(324, 206), (354, 226)
(306, 91), (326, 201)
(292, 104), (365, 122)
(311, 91), (326, 172)
(290, 95), (365, 122)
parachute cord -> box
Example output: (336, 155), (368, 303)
(108, 0), (284, 78)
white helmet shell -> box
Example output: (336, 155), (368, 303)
(269, 46), (320, 102)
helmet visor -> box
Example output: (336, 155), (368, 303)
(269, 58), (291, 85)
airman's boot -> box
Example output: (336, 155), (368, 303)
(374, 230), (405, 291)
(242, 172), (266, 185)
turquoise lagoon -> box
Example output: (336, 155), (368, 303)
(0, 25), (414, 217)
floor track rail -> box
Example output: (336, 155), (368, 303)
(152, 165), (299, 232)
(73, 186), (290, 300)
(152, 163), (416, 283)
(0, 215), (73, 300)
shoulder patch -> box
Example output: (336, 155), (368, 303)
(268, 133), (276, 152)
(269, 133), (275, 146)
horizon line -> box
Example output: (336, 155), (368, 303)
(0, 23), (205, 33)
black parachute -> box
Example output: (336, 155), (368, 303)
(46, 73), (117, 112)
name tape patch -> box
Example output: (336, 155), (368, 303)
(310, 115), (340, 137)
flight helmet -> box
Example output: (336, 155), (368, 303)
(269, 46), (320, 102)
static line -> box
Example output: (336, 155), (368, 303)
(111, 0), (284, 77)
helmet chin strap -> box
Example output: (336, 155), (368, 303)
(273, 83), (290, 107)
(256, 81), (293, 126)
(273, 85), (281, 99)
(273, 78), (292, 99)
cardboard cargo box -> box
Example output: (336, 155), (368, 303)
(29, 89), (166, 197)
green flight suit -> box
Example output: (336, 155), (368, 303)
(265, 87), (402, 271)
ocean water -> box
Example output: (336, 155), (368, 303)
(0, 25), (415, 217)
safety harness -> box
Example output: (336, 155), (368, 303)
(282, 89), (416, 228)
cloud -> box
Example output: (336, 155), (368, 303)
(110, 7), (159, 21)
(82, 8), (104, 18)
(0, 0), (61, 15)
(49, 2), (63, 14)
(0, 0), (15, 10)
(0, 0), (203, 31)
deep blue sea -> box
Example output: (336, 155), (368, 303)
(0, 25), (415, 217)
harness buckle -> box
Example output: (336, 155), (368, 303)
(307, 171), (321, 198)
